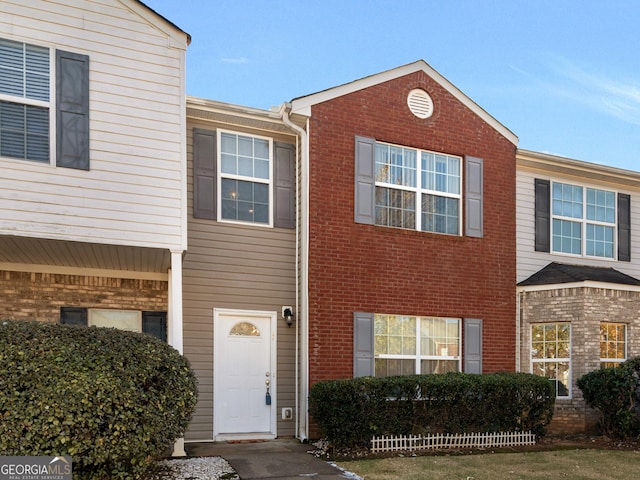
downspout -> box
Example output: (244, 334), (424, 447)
(515, 289), (522, 372)
(280, 104), (309, 442)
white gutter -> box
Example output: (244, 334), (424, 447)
(280, 104), (309, 442)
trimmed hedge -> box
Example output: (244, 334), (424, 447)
(0, 320), (198, 479)
(577, 357), (640, 439)
(309, 372), (554, 449)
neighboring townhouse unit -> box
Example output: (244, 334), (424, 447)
(179, 60), (521, 442)
(516, 150), (640, 433)
(0, 0), (189, 433)
(289, 60), (519, 438)
(183, 97), (302, 441)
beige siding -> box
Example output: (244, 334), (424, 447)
(183, 117), (298, 441)
(516, 167), (640, 283)
(0, 0), (187, 250)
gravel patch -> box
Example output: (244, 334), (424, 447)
(155, 456), (239, 479)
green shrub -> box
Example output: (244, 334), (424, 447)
(309, 372), (554, 450)
(0, 320), (198, 479)
(577, 359), (640, 439)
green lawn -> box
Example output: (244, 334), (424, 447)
(337, 449), (640, 480)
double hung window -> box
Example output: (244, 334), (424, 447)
(0, 37), (89, 169)
(374, 314), (460, 377)
(600, 322), (626, 368)
(0, 38), (50, 162)
(531, 323), (571, 398)
(374, 142), (461, 234)
(552, 182), (616, 258)
(219, 130), (272, 225)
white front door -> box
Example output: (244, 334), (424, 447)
(213, 309), (276, 440)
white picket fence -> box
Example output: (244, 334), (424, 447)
(371, 431), (536, 453)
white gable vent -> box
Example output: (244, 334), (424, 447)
(407, 89), (434, 119)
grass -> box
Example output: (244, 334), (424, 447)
(337, 449), (640, 480)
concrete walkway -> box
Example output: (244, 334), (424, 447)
(186, 438), (359, 479)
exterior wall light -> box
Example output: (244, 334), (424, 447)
(282, 307), (294, 327)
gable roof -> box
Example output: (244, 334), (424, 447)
(518, 262), (640, 287)
(134, 0), (191, 45)
(289, 59), (518, 146)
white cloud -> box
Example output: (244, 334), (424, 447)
(545, 55), (640, 125)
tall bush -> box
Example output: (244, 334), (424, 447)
(578, 358), (640, 439)
(0, 320), (198, 479)
(309, 372), (554, 449)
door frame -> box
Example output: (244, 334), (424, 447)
(213, 308), (277, 441)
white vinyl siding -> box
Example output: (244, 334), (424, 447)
(0, 0), (187, 250)
(516, 168), (640, 283)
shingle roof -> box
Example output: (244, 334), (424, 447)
(518, 262), (640, 287)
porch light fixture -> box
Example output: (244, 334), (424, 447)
(283, 307), (294, 327)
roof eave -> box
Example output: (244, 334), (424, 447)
(517, 149), (640, 188)
(517, 281), (640, 293)
(290, 59), (518, 146)
(133, 0), (191, 46)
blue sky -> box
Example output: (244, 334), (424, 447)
(145, 0), (640, 171)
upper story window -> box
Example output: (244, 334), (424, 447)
(219, 130), (272, 226)
(552, 182), (616, 258)
(0, 38), (50, 162)
(374, 141), (461, 234)
(192, 128), (295, 229)
(0, 37), (89, 169)
(355, 136), (482, 238)
(535, 178), (630, 262)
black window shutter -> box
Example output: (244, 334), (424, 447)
(142, 311), (167, 342)
(354, 136), (376, 225)
(534, 179), (551, 252)
(618, 193), (631, 262)
(464, 318), (482, 374)
(274, 142), (295, 229)
(60, 307), (88, 325)
(56, 49), (89, 170)
(465, 156), (483, 237)
(193, 128), (217, 219)
(353, 312), (375, 377)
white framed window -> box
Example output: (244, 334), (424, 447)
(600, 322), (626, 368)
(218, 129), (273, 226)
(374, 314), (461, 377)
(0, 37), (52, 163)
(374, 142), (461, 235)
(552, 182), (616, 258)
(531, 323), (571, 398)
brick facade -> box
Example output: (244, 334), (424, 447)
(519, 286), (640, 433)
(0, 270), (168, 322)
(306, 70), (517, 386)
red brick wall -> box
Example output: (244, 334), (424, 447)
(307, 70), (516, 386)
(0, 270), (168, 322)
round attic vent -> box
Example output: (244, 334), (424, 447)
(407, 89), (433, 119)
